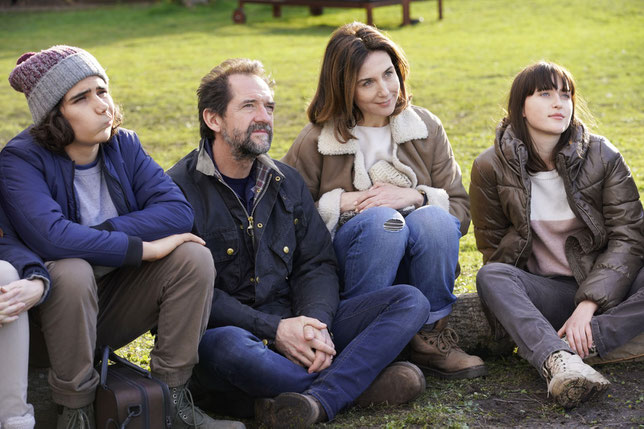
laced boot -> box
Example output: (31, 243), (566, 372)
(410, 317), (487, 379)
(355, 361), (426, 407)
(255, 392), (327, 428)
(56, 404), (94, 429)
(543, 350), (610, 408)
(170, 383), (246, 429)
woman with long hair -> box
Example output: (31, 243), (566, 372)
(470, 61), (644, 408)
(283, 22), (486, 380)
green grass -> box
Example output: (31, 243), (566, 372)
(1, 0), (643, 294)
(2, 1), (643, 426)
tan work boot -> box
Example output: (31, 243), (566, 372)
(355, 361), (425, 407)
(543, 350), (610, 408)
(410, 317), (487, 379)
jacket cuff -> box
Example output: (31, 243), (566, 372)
(316, 188), (343, 235)
(256, 313), (283, 340)
(416, 185), (450, 212)
(123, 236), (143, 266)
(23, 267), (51, 306)
(91, 220), (115, 231)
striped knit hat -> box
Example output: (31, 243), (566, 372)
(9, 45), (108, 125)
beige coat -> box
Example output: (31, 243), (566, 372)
(470, 123), (644, 311)
(282, 105), (470, 236)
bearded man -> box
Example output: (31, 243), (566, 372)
(168, 58), (430, 428)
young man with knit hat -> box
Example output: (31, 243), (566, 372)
(2, 46), (243, 429)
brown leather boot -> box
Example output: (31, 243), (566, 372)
(410, 317), (487, 379)
(355, 361), (426, 407)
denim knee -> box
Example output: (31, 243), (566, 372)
(406, 206), (461, 243)
(390, 284), (431, 327)
(348, 207), (408, 236)
(199, 326), (262, 367)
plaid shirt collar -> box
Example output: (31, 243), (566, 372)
(196, 137), (285, 197)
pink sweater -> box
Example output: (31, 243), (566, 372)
(527, 170), (585, 277)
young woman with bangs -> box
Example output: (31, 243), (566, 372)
(471, 61), (644, 408)
(283, 22), (486, 380)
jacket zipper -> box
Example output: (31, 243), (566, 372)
(217, 173), (273, 249)
(514, 153), (532, 266)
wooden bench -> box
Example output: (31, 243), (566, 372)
(232, 0), (443, 27)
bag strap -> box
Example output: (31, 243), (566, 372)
(99, 346), (152, 387)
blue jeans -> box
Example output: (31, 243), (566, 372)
(333, 206), (460, 325)
(195, 286), (429, 420)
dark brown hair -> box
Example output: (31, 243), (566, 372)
(307, 22), (410, 143)
(503, 61), (585, 172)
(197, 58), (274, 140)
(30, 101), (123, 154)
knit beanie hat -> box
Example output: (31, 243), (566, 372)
(9, 45), (108, 125)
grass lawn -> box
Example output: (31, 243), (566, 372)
(1, 0), (643, 293)
(2, 0), (643, 426)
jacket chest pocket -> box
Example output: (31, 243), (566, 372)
(203, 229), (240, 263)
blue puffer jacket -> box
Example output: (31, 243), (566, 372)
(0, 128), (194, 267)
(168, 139), (339, 340)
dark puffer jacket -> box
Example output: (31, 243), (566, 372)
(470, 123), (644, 312)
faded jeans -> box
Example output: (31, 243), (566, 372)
(477, 262), (644, 371)
(194, 286), (429, 420)
(333, 206), (461, 326)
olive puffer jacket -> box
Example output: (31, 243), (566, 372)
(470, 123), (644, 312)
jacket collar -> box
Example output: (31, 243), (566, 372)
(317, 106), (428, 155)
(195, 137), (284, 179)
(495, 123), (589, 176)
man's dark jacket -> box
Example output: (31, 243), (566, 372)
(168, 139), (340, 340)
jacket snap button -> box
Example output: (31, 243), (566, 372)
(275, 176), (281, 181)
(293, 218), (299, 225)
(283, 246), (289, 254)
(257, 223), (263, 228)
(226, 248), (234, 255)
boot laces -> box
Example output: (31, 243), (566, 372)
(421, 327), (460, 355)
(174, 385), (205, 427)
(65, 408), (91, 429)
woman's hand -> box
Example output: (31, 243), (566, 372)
(557, 300), (598, 359)
(0, 278), (45, 326)
(354, 183), (423, 212)
(142, 233), (206, 262)
(340, 190), (369, 213)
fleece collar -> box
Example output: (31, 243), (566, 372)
(317, 106), (428, 155)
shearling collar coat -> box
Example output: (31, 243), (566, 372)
(282, 105), (470, 236)
(470, 123), (644, 311)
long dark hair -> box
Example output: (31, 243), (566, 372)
(503, 61), (586, 172)
(30, 100), (123, 154)
(307, 22), (410, 143)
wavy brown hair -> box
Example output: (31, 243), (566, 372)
(30, 100), (123, 155)
(503, 61), (589, 172)
(307, 22), (410, 143)
(197, 58), (274, 141)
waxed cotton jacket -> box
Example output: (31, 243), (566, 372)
(470, 123), (644, 312)
(168, 139), (340, 340)
(0, 128), (194, 267)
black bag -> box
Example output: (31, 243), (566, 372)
(95, 346), (173, 429)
